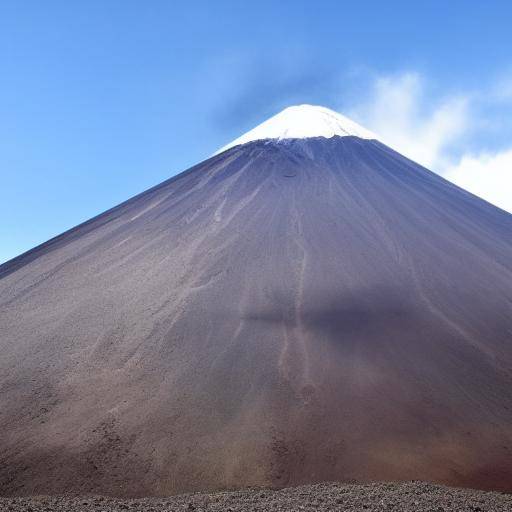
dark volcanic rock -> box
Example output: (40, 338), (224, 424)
(1, 137), (512, 496)
(1, 482), (512, 511)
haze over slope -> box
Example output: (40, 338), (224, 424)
(1, 106), (512, 496)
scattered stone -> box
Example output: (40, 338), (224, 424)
(1, 482), (511, 512)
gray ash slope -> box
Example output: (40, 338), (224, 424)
(1, 136), (512, 497)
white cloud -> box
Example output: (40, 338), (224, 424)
(444, 150), (512, 213)
(348, 71), (512, 213)
(350, 72), (470, 171)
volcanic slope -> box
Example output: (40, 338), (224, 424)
(1, 107), (512, 497)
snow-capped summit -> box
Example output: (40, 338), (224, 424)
(218, 104), (377, 153)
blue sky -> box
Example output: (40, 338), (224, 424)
(2, 1), (512, 263)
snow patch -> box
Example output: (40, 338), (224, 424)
(217, 104), (377, 153)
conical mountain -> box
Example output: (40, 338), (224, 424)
(1, 105), (512, 496)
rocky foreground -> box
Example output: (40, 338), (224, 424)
(1, 482), (511, 512)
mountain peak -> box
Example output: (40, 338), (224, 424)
(218, 104), (377, 153)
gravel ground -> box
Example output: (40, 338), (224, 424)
(1, 482), (511, 512)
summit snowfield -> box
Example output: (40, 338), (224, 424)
(1, 106), (512, 497)
(217, 104), (377, 153)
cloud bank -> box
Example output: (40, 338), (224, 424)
(445, 150), (512, 213)
(350, 72), (512, 213)
(350, 73), (470, 170)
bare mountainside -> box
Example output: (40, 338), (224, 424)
(1, 136), (512, 496)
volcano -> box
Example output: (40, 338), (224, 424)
(1, 105), (512, 497)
